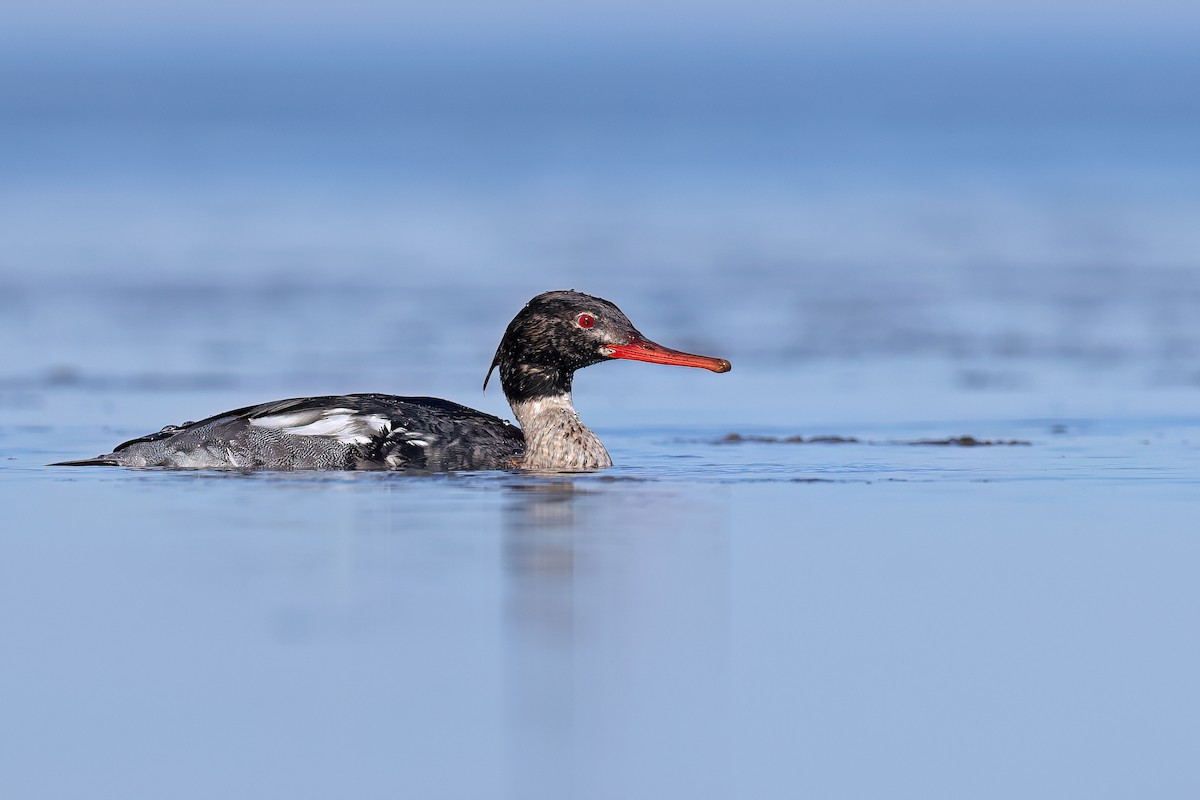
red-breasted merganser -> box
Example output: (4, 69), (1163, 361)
(52, 290), (731, 471)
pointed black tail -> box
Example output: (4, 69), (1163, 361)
(48, 456), (119, 467)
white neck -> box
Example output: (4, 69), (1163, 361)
(510, 393), (612, 471)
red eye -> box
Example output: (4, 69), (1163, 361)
(577, 314), (595, 328)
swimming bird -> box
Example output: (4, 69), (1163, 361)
(52, 290), (731, 471)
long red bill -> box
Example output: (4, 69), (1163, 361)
(602, 336), (731, 373)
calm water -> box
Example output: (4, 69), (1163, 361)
(4, 288), (1200, 799)
(3, 21), (1200, 800)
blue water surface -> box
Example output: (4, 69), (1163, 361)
(2, 14), (1200, 799)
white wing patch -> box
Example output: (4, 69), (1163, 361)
(249, 408), (393, 445)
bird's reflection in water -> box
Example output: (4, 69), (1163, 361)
(502, 479), (591, 798)
(501, 478), (731, 798)
(504, 480), (584, 635)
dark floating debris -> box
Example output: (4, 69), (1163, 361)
(717, 433), (1032, 447)
(904, 436), (1031, 447)
(719, 433), (860, 444)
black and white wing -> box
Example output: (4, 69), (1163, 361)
(81, 394), (525, 471)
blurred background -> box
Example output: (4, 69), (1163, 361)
(5, 5), (1200, 800)
(3, 0), (1200, 427)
